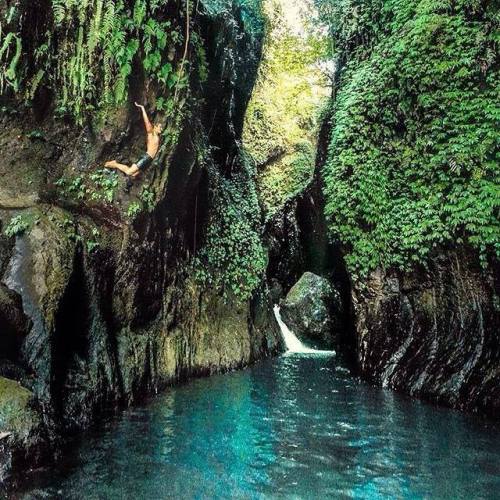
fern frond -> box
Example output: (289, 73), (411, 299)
(26, 69), (45, 100)
(102, 0), (115, 38)
(52, 0), (66, 25)
(87, 0), (103, 62)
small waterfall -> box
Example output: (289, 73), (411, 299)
(273, 305), (335, 356)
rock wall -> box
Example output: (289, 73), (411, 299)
(0, 0), (281, 486)
(353, 249), (499, 417)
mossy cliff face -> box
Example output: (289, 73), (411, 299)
(0, 0), (281, 484)
(314, 0), (499, 415)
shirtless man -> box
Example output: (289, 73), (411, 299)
(105, 103), (162, 178)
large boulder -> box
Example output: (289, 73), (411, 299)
(280, 272), (341, 348)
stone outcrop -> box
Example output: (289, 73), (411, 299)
(353, 249), (499, 417)
(281, 272), (341, 349)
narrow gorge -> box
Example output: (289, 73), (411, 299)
(0, 0), (498, 496)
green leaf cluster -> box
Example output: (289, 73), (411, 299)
(3, 213), (34, 238)
(0, 0), (190, 123)
(127, 201), (143, 219)
(55, 169), (119, 204)
(320, 0), (499, 276)
(194, 158), (267, 302)
(140, 185), (156, 212)
(0, 30), (22, 93)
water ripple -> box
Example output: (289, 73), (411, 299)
(16, 356), (500, 500)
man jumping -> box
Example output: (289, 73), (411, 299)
(105, 102), (162, 178)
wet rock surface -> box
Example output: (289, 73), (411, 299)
(0, 377), (48, 486)
(0, 285), (30, 362)
(281, 272), (341, 349)
(353, 250), (500, 417)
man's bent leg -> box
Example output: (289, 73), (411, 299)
(105, 160), (140, 178)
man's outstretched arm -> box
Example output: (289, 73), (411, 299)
(135, 102), (153, 133)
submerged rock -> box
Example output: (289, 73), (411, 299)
(281, 272), (341, 348)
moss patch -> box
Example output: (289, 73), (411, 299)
(0, 378), (39, 441)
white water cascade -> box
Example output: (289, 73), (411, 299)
(273, 305), (335, 356)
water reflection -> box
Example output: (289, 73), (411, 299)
(17, 356), (500, 499)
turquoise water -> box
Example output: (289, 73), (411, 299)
(19, 355), (500, 499)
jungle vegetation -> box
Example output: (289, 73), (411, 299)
(317, 0), (499, 277)
(243, 0), (330, 218)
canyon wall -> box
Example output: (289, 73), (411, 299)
(315, 0), (499, 415)
(353, 251), (499, 417)
(0, 0), (281, 485)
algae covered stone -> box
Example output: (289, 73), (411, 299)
(0, 376), (46, 484)
(0, 377), (40, 442)
(280, 272), (341, 348)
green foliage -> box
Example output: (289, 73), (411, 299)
(56, 169), (118, 204)
(1, 1), (192, 124)
(0, 30), (22, 93)
(89, 170), (119, 203)
(3, 213), (34, 238)
(124, 186), (155, 219)
(86, 227), (101, 253)
(257, 141), (315, 217)
(0, 5), (22, 92)
(315, 0), (384, 60)
(244, 0), (329, 215)
(50, 0), (184, 121)
(127, 201), (143, 219)
(321, 0), (500, 276)
(195, 159), (267, 302)
(139, 185), (156, 212)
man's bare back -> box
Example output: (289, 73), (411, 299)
(105, 103), (162, 179)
